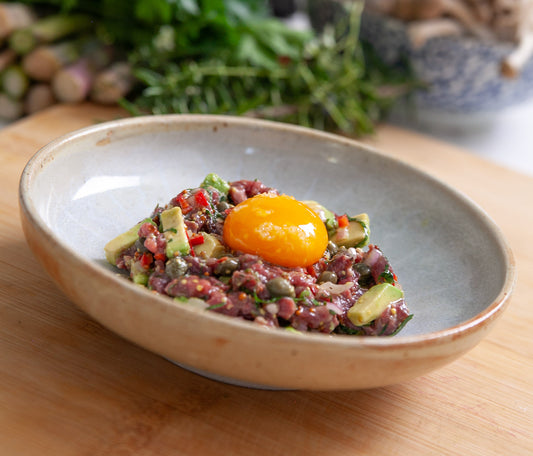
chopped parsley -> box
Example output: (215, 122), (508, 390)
(379, 263), (395, 284)
(206, 302), (226, 310)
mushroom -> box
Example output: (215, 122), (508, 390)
(499, 0), (533, 77)
(407, 18), (465, 48)
(490, 0), (523, 42)
(464, 0), (493, 24)
(366, 0), (533, 77)
(369, 0), (493, 39)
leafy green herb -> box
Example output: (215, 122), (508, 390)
(379, 263), (395, 284)
(389, 314), (414, 336)
(206, 302), (226, 310)
(379, 322), (389, 336)
(126, 2), (413, 135)
(298, 288), (311, 299)
(126, 1), (414, 135)
(335, 324), (365, 336)
(252, 292), (281, 307)
(16, 0), (415, 135)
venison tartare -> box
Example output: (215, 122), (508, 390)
(104, 174), (412, 336)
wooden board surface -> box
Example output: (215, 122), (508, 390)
(1, 103), (531, 455)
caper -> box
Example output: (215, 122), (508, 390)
(214, 257), (239, 276)
(266, 277), (295, 298)
(327, 241), (338, 256)
(354, 262), (373, 287)
(165, 257), (189, 278)
(134, 238), (149, 253)
(317, 270), (338, 284)
(216, 201), (231, 212)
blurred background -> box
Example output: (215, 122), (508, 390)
(282, 0), (533, 177)
(1, 0), (532, 175)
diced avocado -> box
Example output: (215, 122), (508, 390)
(160, 206), (190, 258)
(132, 273), (149, 285)
(330, 213), (370, 248)
(192, 232), (226, 258)
(302, 200), (337, 233)
(347, 283), (403, 326)
(104, 221), (144, 266)
(201, 173), (230, 195)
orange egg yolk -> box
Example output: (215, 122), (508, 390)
(223, 193), (329, 268)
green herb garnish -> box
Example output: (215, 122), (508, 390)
(206, 302), (226, 310)
(389, 314), (414, 336)
(379, 263), (395, 284)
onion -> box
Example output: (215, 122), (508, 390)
(318, 281), (354, 296)
(265, 303), (279, 315)
(326, 302), (343, 315)
(335, 226), (349, 241)
(364, 247), (382, 267)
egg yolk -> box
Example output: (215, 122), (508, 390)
(223, 193), (328, 268)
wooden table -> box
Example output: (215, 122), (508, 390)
(1, 104), (531, 455)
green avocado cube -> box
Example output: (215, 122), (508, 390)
(104, 221), (144, 266)
(160, 206), (190, 258)
(201, 173), (230, 195)
(348, 282), (403, 326)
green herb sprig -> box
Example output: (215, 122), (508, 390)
(14, 0), (415, 135)
(124, 1), (415, 136)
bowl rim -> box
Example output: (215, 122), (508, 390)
(18, 114), (517, 351)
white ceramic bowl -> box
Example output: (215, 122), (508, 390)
(19, 115), (515, 390)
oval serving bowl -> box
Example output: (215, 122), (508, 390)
(19, 115), (515, 390)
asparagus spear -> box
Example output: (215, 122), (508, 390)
(52, 58), (94, 103)
(1, 64), (29, 99)
(52, 43), (114, 102)
(0, 49), (16, 73)
(9, 14), (92, 55)
(22, 40), (84, 81)
(91, 62), (135, 104)
(24, 83), (56, 114)
(0, 93), (23, 120)
(0, 3), (36, 39)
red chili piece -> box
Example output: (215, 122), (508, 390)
(194, 189), (210, 208)
(140, 252), (153, 269)
(337, 214), (349, 228)
(189, 233), (205, 246)
(177, 191), (192, 214)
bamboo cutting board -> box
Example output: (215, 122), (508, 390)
(0, 103), (531, 455)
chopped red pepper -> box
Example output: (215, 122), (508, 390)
(337, 214), (349, 228)
(306, 265), (317, 278)
(154, 252), (167, 262)
(177, 192), (192, 214)
(189, 233), (205, 247)
(194, 189), (210, 208)
(140, 252), (153, 269)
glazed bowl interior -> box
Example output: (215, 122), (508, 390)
(19, 115), (515, 390)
